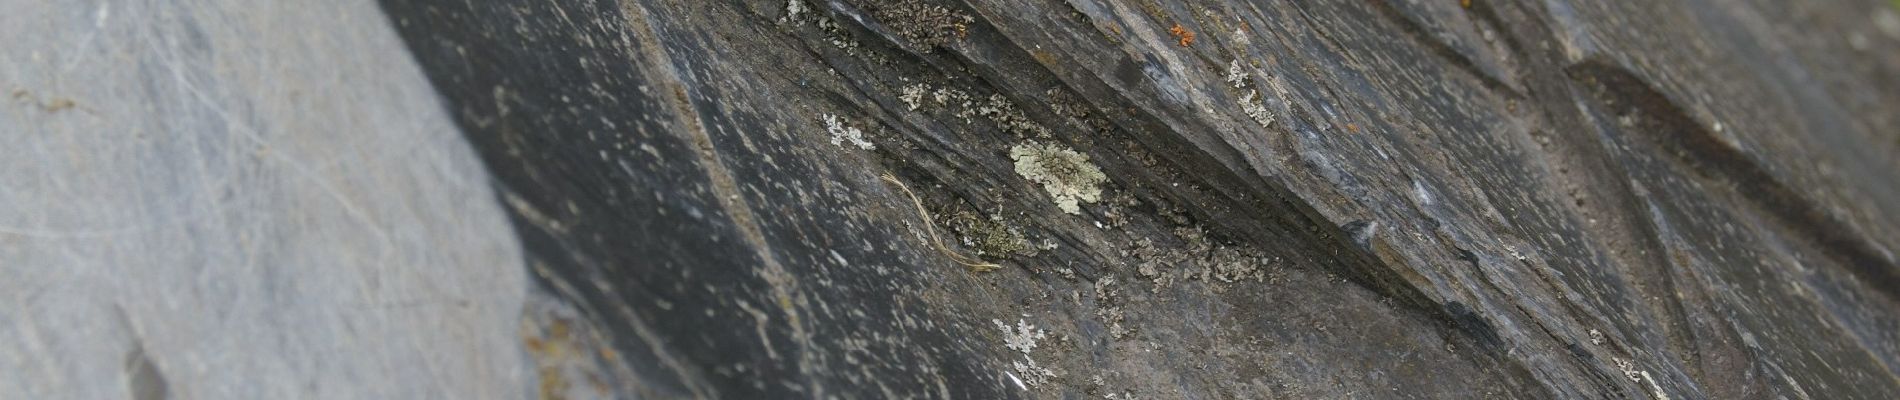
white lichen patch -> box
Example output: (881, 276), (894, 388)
(1639, 370), (1670, 400)
(813, 18), (863, 53)
(974, 94), (1052, 138)
(1227, 59), (1275, 127)
(994, 319), (1047, 354)
(1614, 358), (1637, 381)
(932, 86), (968, 106)
(897, 82), (1051, 137)
(1614, 358), (1672, 400)
(1010, 358), (1057, 388)
(783, 0), (807, 23)
(1009, 141), (1107, 215)
(1093, 278), (1131, 339)
(900, 84), (928, 111)
(1225, 59), (1250, 88)
(995, 318), (1058, 389)
(823, 114), (875, 150)
(1239, 89), (1274, 127)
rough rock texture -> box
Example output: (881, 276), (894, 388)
(376, 0), (1900, 398)
(378, 0), (1900, 398)
(7, 0), (1897, 398)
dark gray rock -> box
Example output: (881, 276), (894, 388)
(379, 0), (1900, 397)
(381, 0), (1900, 397)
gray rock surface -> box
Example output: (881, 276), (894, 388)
(382, 0), (1900, 397)
(6, 0), (1899, 398)
(1, 1), (530, 398)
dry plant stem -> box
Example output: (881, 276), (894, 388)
(881, 173), (1003, 272)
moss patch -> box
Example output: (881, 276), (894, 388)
(946, 210), (1032, 256)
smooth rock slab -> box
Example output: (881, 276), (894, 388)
(0, 1), (529, 398)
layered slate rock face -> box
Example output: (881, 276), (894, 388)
(384, 0), (1900, 398)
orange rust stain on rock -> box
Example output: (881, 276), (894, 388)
(1169, 24), (1195, 47)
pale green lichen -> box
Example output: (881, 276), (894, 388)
(1010, 141), (1106, 215)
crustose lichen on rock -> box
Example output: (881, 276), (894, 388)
(1010, 141), (1106, 215)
